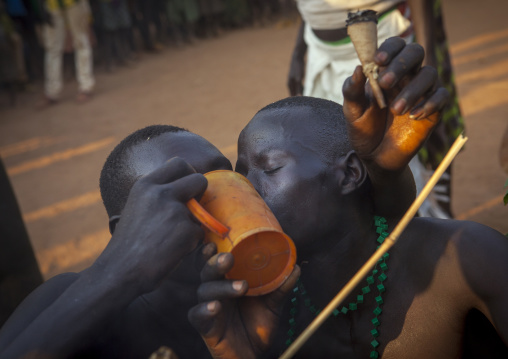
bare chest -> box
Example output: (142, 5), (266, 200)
(288, 279), (466, 359)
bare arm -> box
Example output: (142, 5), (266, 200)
(0, 267), (141, 358)
(457, 222), (508, 345)
(343, 38), (448, 219)
(287, 20), (306, 96)
(0, 158), (207, 359)
(0, 273), (78, 350)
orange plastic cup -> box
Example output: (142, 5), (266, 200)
(187, 170), (297, 296)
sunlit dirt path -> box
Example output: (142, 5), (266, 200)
(1, 0), (507, 279)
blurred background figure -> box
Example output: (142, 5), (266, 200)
(0, 2), (27, 104)
(38, 0), (95, 106)
(222, 0), (249, 29)
(197, 0), (223, 38)
(287, 0), (464, 219)
(247, 0), (269, 26)
(165, 0), (199, 46)
(92, 0), (134, 71)
(4, 0), (45, 84)
(134, 0), (164, 52)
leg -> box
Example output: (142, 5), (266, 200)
(67, 0), (95, 97)
(10, 31), (28, 83)
(127, 0), (144, 52)
(42, 9), (65, 100)
(117, 1), (134, 61)
(139, 0), (156, 50)
(152, 0), (165, 43)
(102, 29), (114, 71)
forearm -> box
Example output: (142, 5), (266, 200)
(292, 21), (307, 59)
(287, 20), (307, 95)
(0, 265), (140, 359)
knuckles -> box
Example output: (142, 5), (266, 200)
(405, 42), (424, 57)
(167, 157), (196, 176)
(435, 87), (451, 104)
(164, 220), (204, 256)
(378, 37), (406, 58)
(419, 65), (438, 82)
(196, 283), (211, 302)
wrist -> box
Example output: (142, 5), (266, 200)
(85, 258), (145, 300)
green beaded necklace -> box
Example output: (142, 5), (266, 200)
(286, 216), (390, 359)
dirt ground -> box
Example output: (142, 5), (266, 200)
(0, 0), (507, 280)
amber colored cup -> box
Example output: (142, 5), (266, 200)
(186, 170), (297, 296)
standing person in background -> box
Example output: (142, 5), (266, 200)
(222, 0), (249, 29)
(287, 0), (464, 219)
(0, 1), (28, 95)
(4, 0), (45, 83)
(93, 0), (133, 71)
(197, 0), (223, 38)
(136, 0), (164, 52)
(247, 0), (264, 26)
(165, 0), (199, 46)
(38, 0), (95, 107)
(247, 0), (271, 26)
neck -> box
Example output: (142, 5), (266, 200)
(298, 210), (379, 304)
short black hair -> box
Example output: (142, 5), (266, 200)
(99, 125), (188, 218)
(256, 96), (352, 163)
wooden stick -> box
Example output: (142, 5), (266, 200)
(368, 72), (386, 109)
(279, 134), (468, 359)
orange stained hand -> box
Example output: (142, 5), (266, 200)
(344, 65), (446, 172)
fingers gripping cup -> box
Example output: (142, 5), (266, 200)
(187, 170), (297, 296)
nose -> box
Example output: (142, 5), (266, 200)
(245, 172), (262, 197)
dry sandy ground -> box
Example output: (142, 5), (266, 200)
(0, 0), (507, 280)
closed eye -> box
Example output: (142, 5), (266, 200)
(264, 166), (282, 175)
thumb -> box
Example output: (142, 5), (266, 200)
(343, 66), (369, 122)
(188, 300), (226, 343)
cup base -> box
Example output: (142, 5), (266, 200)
(227, 230), (297, 296)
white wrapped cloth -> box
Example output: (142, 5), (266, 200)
(297, 0), (403, 30)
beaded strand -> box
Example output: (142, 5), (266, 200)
(286, 216), (390, 359)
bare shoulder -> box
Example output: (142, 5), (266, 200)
(402, 218), (508, 302)
(443, 220), (508, 300)
(403, 217), (507, 251)
(0, 272), (80, 348)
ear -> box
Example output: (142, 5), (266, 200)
(109, 215), (121, 235)
(335, 150), (368, 195)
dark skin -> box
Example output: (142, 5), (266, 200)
(188, 40), (508, 358)
(0, 132), (233, 359)
(0, 44), (424, 357)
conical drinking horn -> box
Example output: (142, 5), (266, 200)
(346, 10), (386, 108)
